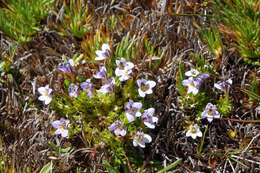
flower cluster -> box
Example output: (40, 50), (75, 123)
(181, 69), (229, 140)
(93, 45), (157, 148)
(182, 69), (210, 95)
(38, 43), (158, 146)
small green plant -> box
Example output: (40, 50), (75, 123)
(241, 73), (260, 101)
(0, 0), (54, 42)
(54, 0), (92, 38)
(201, 27), (224, 60)
(0, 43), (17, 83)
(213, 0), (260, 66)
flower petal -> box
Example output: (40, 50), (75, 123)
(52, 120), (62, 128)
(61, 130), (69, 138)
(126, 113), (135, 122)
(143, 134), (152, 143)
(102, 44), (110, 51)
(44, 96), (52, 105)
(133, 140), (138, 147)
(138, 89), (146, 97)
(144, 122), (155, 129)
(38, 87), (47, 95)
(147, 81), (156, 88)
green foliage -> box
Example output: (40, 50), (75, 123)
(47, 142), (72, 155)
(217, 95), (233, 116)
(0, 0), (54, 42)
(213, 0), (260, 65)
(57, 0), (92, 38)
(39, 161), (53, 173)
(241, 73), (260, 100)
(0, 43), (17, 83)
(193, 54), (215, 74)
(115, 32), (138, 60)
(201, 27), (223, 59)
(157, 159), (182, 173)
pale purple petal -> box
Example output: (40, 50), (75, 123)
(126, 113), (135, 122)
(143, 134), (152, 143)
(61, 130), (69, 138)
(52, 120), (62, 129)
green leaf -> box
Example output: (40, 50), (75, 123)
(0, 62), (6, 72)
(103, 160), (118, 173)
(39, 161), (53, 173)
(60, 147), (72, 153)
(157, 159), (182, 173)
(241, 89), (260, 100)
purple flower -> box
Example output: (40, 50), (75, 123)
(196, 73), (210, 88)
(141, 108), (158, 129)
(38, 85), (52, 105)
(58, 59), (74, 73)
(52, 118), (70, 138)
(93, 66), (107, 80)
(68, 83), (79, 98)
(108, 120), (126, 136)
(125, 100), (142, 122)
(98, 77), (115, 94)
(186, 124), (202, 139)
(95, 44), (110, 61)
(133, 131), (152, 148)
(214, 79), (232, 92)
(182, 77), (200, 95)
(199, 73), (210, 80)
(137, 79), (156, 97)
(185, 69), (199, 77)
(201, 103), (221, 122)
(80, 79), (93, 98)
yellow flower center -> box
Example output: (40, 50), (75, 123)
(130, 108), (135, 114)
(191, 127), (197, 134)
(141, 83), (148, 92)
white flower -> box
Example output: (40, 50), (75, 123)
(186, 124), (202, 139)
(137, 79), (156, 97)
(141, 108), (158, 129)
(95, 44), (110, 61)
(181, 77), (200, 95)
(185, 69), (199, 77)
(133, 131), (152, 148)
(38, 85), (52, 105)
(115, 58), (134, 81)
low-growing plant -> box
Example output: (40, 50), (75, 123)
(36, 29), (164, 171)
(0, 0), (54, 42)
(213, 0), (260, 66)
(53, 0), (93, 38)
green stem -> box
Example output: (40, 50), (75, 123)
(198, 125), (208, 157)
